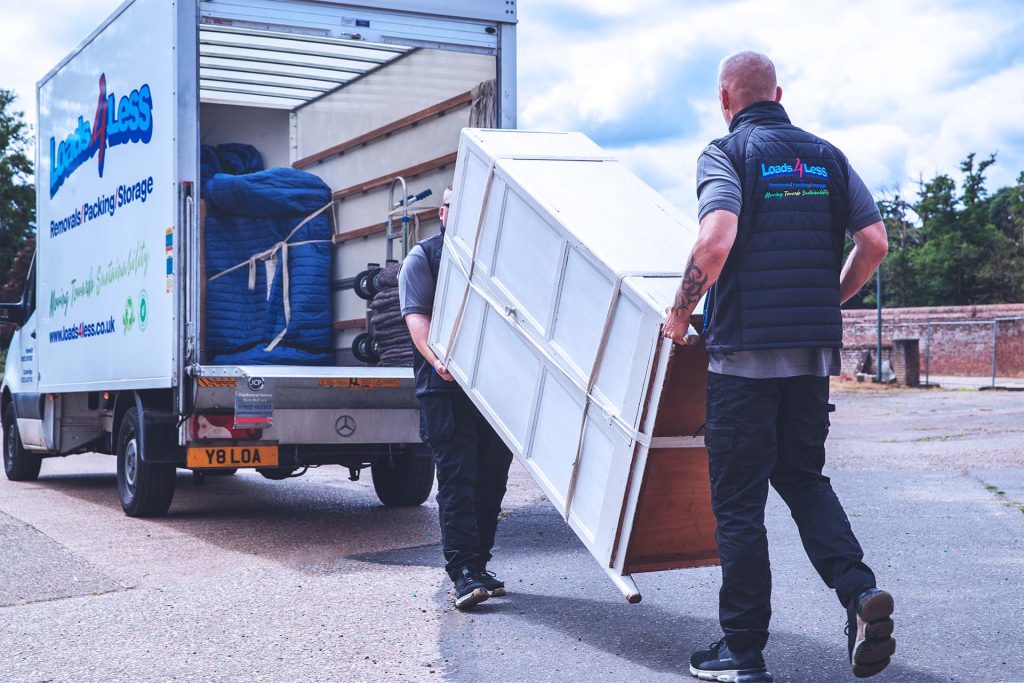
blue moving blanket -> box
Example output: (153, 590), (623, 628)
(204, 166), (333, 365)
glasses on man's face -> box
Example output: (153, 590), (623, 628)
(443, 203), (450, 208)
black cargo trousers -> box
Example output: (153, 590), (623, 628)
(704, 372), (877, 652)
(419, 391), (514, 579)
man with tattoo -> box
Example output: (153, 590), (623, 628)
(662, 52), (893, 682)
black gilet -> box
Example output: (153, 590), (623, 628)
(411, 231), (464, 397)
(703, 101), (851, 353)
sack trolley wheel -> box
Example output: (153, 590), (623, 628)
(352, 331), (380, 364)
(353, 267), (381, 301)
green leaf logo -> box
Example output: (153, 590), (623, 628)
(123, 296), (135, 333)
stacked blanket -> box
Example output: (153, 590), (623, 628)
(201, 143), (264, 186)
(203, 144), (333, 365)
(369, 263), (413, 367)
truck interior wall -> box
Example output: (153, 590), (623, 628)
(199, 103), (292, 169)
(293, 48), (496, 361)
(294, 49), (495, 155)
(197, 48), (496, 366)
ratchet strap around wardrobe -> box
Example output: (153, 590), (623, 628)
(208, 201), (334, 352)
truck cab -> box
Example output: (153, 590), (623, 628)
(1, 256), (44, 480)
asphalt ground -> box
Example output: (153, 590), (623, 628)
(1, 383), (1022, 682)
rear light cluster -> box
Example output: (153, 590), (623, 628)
(190, 414), (263, 441)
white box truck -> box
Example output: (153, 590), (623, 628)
(0, 0), (516, 516)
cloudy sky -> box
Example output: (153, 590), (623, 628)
(4, 0), (1023, 218)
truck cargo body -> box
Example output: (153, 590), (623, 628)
(1, 0), (516, 515)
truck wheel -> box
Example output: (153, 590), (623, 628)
(3, 405), (42, 482)
(116, 406), (176, 517)
(205, 468), (237, 476)
(372, 446), (435, 507)
(257, 467), (299, 480)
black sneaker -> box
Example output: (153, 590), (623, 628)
(847, 588), (896, 678)
(452, 565), (489, 610)
(689, 638), (773, 682)
(477, 568), (506, 597)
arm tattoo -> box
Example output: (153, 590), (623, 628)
(673, 256), (708, 314)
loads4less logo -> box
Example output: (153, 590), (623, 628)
(49, 74), (155, 198)
(760, 157), (829, 180)
(123, 290), (149, 334)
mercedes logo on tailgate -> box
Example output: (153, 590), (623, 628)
(335, 415), (357, 438)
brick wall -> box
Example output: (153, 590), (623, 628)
(842, 304), (1024, 378)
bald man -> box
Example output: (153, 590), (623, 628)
(662, 52), (895, 681)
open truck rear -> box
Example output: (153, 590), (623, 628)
(0, 0), (516, 516)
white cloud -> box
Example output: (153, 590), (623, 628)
(3, 0), (1021, 217)
(519, 0), (1024, 216)
(1, 0), (124, 130)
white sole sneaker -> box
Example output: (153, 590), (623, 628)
(454, 587), (489, 610)
(688, 664), (774, 682)
(850, 589), (896, 678)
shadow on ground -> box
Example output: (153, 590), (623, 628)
(351, 500), (578, 571)
(443, 592), (944, 683)
(31, 468), (440, 573)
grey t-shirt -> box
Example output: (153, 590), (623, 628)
(696, 143), (882, 379)
(398, 244), (435, 316)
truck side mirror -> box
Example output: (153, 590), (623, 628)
(0, 255), (35, 328)
(0, 300), (28, 327)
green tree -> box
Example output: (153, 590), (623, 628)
(911, 172), (964, 303)
(954, 153), (1017, 303)
(0, 88), (35, 284)
(846, 153), (1024, 309)
(984, 171), (1024, 302)
(874, 190), (919, 307)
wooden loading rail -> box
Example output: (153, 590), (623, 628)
(333, 207), (439, 244)
(334, 318), (367, 331)
(291, 88), (468, 243)
(330, 151), (450, 242)
(292, 90), (472, 170)
(331, 152), (457, 201)
(299, 89), (467, 335)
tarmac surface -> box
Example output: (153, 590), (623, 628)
(1, 382), (1022, 682)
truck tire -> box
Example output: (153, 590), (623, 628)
(205, 468), (238, 476)
(3, 405), (42, 482)
(372, 446), (435, 507)
(257, 467), (300, 480)
(116, 406), (176, 517)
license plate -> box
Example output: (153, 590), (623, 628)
(187, 445), (279, 469)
